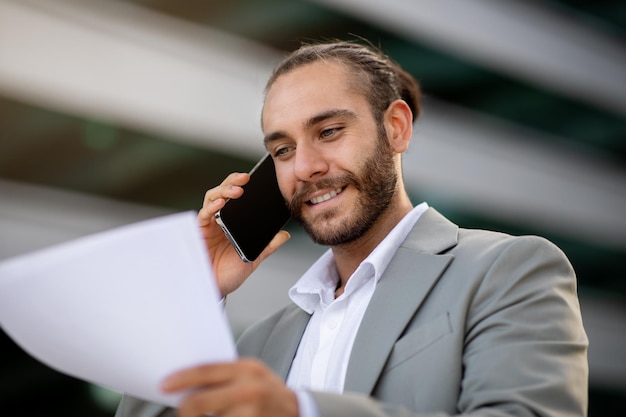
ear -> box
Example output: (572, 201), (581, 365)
(384, 99), (413, 153)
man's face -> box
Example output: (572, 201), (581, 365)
(262, 61), (399, 246)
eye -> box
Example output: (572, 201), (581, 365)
(320, 127), (341, 139)
(273, 145), (294, 159)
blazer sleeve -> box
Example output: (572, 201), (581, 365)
(309, 235), (588, 417)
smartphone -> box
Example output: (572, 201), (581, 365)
(215, 153), (291, 262)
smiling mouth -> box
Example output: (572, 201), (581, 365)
(308, 187), (344, 205)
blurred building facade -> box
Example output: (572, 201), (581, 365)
(0, 0), (625, 415)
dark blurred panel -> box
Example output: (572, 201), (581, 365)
(0, 97), (254, 211)
(0, 329), (112, 417)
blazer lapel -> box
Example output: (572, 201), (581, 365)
(258, 305), (311, 380)
(344, 208), (458, 394)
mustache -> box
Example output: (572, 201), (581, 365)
(287, 173), (359, 212)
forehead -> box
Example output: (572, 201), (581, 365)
(262, 61), (367, 130)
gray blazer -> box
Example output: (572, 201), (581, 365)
(115, 208), (588, 417)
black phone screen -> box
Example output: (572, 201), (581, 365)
(215, 154), (291, 262)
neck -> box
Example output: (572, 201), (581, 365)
(331, 192), (413, 291)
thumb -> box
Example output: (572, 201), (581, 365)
(254, 230), (291, 264)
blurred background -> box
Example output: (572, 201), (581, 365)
(0, 0), (624, 415)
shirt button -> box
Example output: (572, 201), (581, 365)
(328, 320), (338, 329)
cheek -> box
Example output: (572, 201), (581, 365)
(275, 169), (294, 200)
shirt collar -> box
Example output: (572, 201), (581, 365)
(289, 202), (429, 314)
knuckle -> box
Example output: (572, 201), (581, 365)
(241, 358), (266, 375)
(203, 190), (216, 205)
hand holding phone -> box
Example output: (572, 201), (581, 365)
(215, 154), (291, 262)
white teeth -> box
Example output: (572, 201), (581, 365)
(309, 188), (343, 205)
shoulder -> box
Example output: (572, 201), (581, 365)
(447, 228), (582, 337)
(443, 226), (577, 305)
(454, 227), (574, 276)
(413, 208), (572, 269)
(409, 210), (578, 311)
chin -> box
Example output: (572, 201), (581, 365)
(305, 218), (366, 246)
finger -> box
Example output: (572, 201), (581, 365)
(197, 200), (224, 222)
(202, 173), (250, 207)
(198, 173), (250, 228)
(175, 386), (235, 417)
(161, 363), (235, 393)
(269, 230), (291, 250)
(165, 360), (298, 417)
(253, 230), (291, 265)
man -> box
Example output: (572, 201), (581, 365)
(116, 41), (588, 417)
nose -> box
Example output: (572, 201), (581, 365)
(293, 142), (328, 182)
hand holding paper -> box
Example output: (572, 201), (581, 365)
(0, 211), (237, 407)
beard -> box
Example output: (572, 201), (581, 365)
(287, 134), (398, 246)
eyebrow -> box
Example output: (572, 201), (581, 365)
(304, 108), (357, 130)
(263, 108), (358, 146)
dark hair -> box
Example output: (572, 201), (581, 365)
(265, 41), (421, 124)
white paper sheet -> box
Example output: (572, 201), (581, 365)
(0, 211), (237, 407)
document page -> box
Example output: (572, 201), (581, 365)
(0, 211), (236, 407)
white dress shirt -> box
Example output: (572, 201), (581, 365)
(286, 203), (428, 413)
